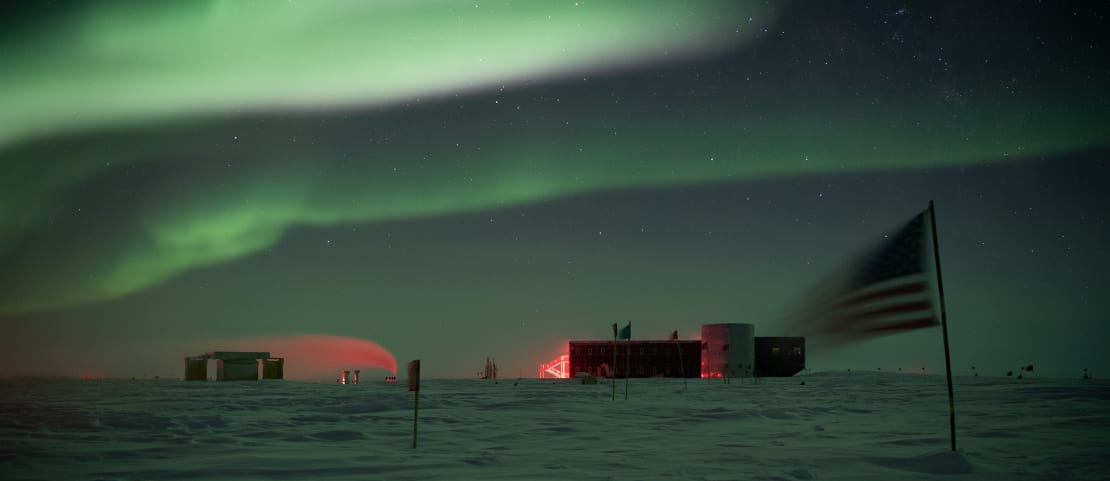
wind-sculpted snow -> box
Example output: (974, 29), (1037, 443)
(1, 372), (1107, 480)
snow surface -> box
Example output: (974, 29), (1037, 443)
(2, 372), (1107, 481)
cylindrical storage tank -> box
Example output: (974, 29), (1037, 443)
(341, 370), (350, 385)
(352, 370), (360, 385)
(700, 323), (755, 379)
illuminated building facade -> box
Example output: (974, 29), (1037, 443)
(550, 324), (806, 379)
(568, 340), (702, 378)
(539, 354), (569, 379)
(700, 323), (755, 379)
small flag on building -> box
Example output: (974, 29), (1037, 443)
(618, 323), (631, 340)
(784, 209), (937, 345)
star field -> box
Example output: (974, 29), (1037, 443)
(1, 1), (1108, 379)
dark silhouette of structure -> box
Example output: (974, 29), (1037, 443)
(184, 352), (284, 381)
(566, 325), (805, 379)
(753, 337), (806, 377)
(480, 357), (498, 379)
(569, 340), (702, 378)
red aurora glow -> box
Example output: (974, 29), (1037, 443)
(217, 334), (397, 380)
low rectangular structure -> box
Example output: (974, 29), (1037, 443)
(184, 358), (207, 381)
(185, 351), (281, 381)
(217, 359), (259, 381)
(569, 340), (701, 378)
(754, 337), (806, 377)
(262, 358), (284, 380)
(208, 351), (270, 361)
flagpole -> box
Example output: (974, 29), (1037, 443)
(674, 331), (687, 390)
(624, 321), (631, 400)
(611, 323), (617, 401)
(929, 200), (957, 452)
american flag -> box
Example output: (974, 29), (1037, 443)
(785, 209), (938, 344)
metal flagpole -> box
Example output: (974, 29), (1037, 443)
(624, 321), (631, 400)
(929, 200), (957, 451)
(674, 331), (687, 390)
(407, 360), (421, 449)
(611, 323), (617, 401)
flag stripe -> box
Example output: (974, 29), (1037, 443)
(784, 209), (939, 344)
(829, 299), (933, 331)
(837, 281), (929, 310)
(862, 317), (938, 334)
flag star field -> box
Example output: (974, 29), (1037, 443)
(1, 1), (1108, 379)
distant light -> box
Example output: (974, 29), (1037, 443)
(539, 354), (570, 379)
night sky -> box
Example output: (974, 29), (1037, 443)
(2, 1), (1108, 380)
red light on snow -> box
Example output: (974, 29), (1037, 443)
(77, 372), (105, 380)
(215, 334), (398, 380)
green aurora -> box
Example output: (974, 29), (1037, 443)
(1, 0), (767, 149)
(1, 1), (1108, 318)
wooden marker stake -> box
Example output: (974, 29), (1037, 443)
(407, 359), (421, 449)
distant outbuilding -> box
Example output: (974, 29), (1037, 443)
(184, 352), (284, 381)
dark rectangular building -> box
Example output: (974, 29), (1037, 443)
(184, 351), (283, 381)
(754, 337), (805, 377)
(569, 340), (701, 378)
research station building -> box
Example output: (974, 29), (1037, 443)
(566, 323), (804, 379)
(184, 351), (284, 381)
